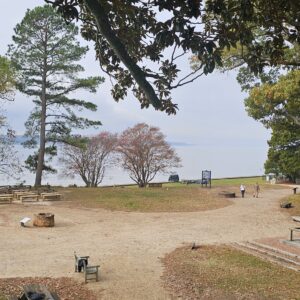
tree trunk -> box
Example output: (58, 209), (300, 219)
(35, 80), (47, 187)
(35, 32), (48, 187)
(138, 182), (146, 188)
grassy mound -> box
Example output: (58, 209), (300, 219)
(162, 245), (300, 299)
(61, 186), (232, 212)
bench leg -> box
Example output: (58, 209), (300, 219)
(290, 230), (293, 241)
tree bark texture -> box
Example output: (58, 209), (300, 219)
(35, 31), (48, 187)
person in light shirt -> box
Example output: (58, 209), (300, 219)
(240, 184), (246, 198)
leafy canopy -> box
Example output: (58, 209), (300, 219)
(0, 56), (15, 101)
(245, 70), (300, 180)
(45, 0), (300, 114)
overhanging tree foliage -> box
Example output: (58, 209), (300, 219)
(245, 70), (300, 181)
(187, 3), (300, 180)
(45, 0), (300, 114)
(8, 5), (104, 186)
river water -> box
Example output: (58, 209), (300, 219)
(0, 143), (266, 186)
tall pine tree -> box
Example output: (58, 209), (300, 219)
(8, 5), (104, 186)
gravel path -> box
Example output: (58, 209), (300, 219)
(0, 188), (294, 299)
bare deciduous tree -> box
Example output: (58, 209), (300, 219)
(61, 132), (117, 187)
(117, 123), (181, 187)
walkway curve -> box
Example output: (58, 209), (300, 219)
(0, 188), (294, 299)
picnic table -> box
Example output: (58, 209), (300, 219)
(20, 194), (39, 203)
(14, 191), (34, 200)
(40, 193), (62, 201)
(0, 194), (13, 204)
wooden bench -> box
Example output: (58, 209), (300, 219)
(290, 227), (300, 241)
(74, 252), (100, 284)
(0, 195), (13, 204)
(14, 191), (33, 200)
(20, 194), (39, 203)
(83, 261), (100, 284)
(40, 193), (62, 201)
(148, 183), (162, 188)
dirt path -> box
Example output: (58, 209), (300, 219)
(0, 188), (295, 299)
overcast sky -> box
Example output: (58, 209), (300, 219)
(0, 0), (270, 182)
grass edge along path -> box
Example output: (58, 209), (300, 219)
(58, 176), (287, 212)
(60, 185), (232, 212)
(280, 194), (300, 216)
(162, 245), (300, 300)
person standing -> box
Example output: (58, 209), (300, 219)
(254, 182), (260, 198)
(240, 184), (246, 198)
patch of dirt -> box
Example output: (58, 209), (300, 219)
(161, 246), (241, 300)
(0, 187), (295, 299)
(161, 245), (300, 300)
(0, 277), (98, 300)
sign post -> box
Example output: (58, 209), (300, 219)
(202, 170), (211, 188)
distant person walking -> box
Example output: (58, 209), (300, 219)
(240, 184), (246, 198)
(253, 183), (260, 198)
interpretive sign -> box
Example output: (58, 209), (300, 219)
(201, 170), (211, 188)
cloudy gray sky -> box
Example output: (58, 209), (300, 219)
(0, 0), (270, 183)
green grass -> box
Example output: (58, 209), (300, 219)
(162, 245), (300, 299)
(57, 176), (287, 212)
(163, 176), (267, 187)
(281, 194), (300, 216)
(60, 185), (232, 212)
(212, 176), (264, 186)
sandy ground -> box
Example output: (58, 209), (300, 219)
(0, 187), (297, 299)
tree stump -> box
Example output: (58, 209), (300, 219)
(33, 213), (55, 227)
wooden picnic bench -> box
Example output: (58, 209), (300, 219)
(148, 183), (162, 188)
(14, 191), (33, 200)
(40, 193), (62, 201)
(74, 252), (100, 283)
(0, 194), (13, 204)
(19, 284), (59, 300)
(290, 227), (300, 241)
(20, 194), (39, 203)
